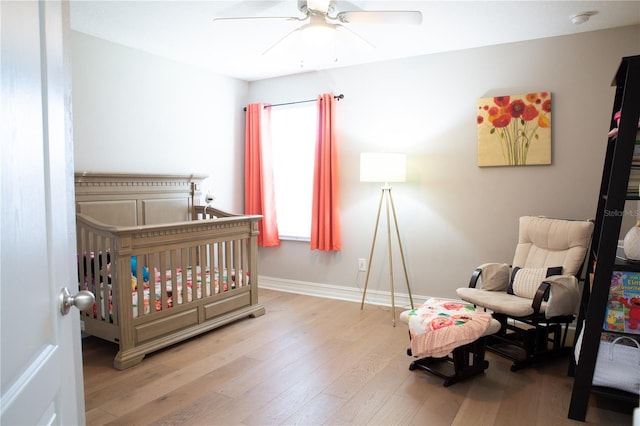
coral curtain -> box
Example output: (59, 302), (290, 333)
(245, 103), (280, 247)
(311, 93), (341, 251)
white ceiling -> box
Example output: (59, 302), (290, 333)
(70, 1), (640, 81)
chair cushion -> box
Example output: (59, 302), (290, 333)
(508, 266), (562, 298)
(458, 275), (579, 319)
(512, 216), (593, 276)
(478, 263), (510, 291)
(456, 287), (538, 317)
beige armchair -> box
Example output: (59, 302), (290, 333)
(456, 216), (594, 371)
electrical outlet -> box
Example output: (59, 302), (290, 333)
(358, 258), (367, 272)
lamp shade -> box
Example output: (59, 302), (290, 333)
(360, 152), (406, 183)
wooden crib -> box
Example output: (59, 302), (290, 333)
(75, 172), (265, 370)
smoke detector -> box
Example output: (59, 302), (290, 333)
(570, 12), (594, 25)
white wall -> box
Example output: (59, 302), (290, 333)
(71, 31), (249, 211)
(249, 25), (640, 303)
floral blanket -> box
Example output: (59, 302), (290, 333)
(399, 298), (493, 358)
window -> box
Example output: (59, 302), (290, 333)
(270, 103), (317, 240)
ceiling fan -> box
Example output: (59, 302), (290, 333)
(213, 0), (423, 55)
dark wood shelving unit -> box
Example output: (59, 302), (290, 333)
(568, 55), (640, 422)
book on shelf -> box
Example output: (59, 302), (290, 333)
(604, 270), (640, 335)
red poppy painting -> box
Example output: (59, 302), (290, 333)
(477, 92), (552, 166)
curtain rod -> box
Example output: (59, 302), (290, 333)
(244, 94), (344, 111)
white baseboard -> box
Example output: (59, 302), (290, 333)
(259, 275), (423, 311)
(259, 275), (580, 331)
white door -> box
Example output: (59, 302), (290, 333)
(1, 1), (86, 424)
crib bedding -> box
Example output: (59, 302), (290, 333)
(81, 253), (247, 319)
(133, 265), (247, 315)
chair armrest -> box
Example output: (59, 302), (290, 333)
(541, 275), (580, 318)
(469, 268), (482, 288)
(531, 281), (551, 314)
(468, 263), (510, 291)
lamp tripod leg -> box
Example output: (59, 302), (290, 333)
(384, 189), (396, 326)
(361, 188), (385, 310)
(388, 189), (414, 310)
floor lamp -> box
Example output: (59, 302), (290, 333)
(359, 152), (414, 326)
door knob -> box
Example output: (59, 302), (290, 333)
(59, 287), (95, 315)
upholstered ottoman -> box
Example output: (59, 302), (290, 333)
(400, 298), (501, 386)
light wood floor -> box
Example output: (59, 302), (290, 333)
(82, 289), (636, 426)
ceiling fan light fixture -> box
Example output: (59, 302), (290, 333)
(306, 0), (331, 14)
(300, 21), (336, 46)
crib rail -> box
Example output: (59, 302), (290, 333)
(193, 205), (239, 220)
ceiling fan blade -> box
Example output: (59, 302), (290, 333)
(213, 15), (305, 24)
(336, 10), (423, 25)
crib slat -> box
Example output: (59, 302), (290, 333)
(207, 241), (214, 297)
(242, 239), (248, 286)
(145, 253), (155, 314)
(181, 248), (189, 304)
(229, 239), (235, 289)
(78, 227), (89, 320)
(217, 242), (223, 293)
(225, 240), (232, 291)
(197, 243), (206, 298)
(134, 254), (143, 317)
(184, 247), (190, 303)
(190, 246), (198, 301)
(92, 233), (104, 322)
(170, 249), (178, 305)
(90, 234), (97, 318)
(147, 252), (156, 312)
(110, 241), (119, 327)
(97, 239), (109, 322)
(158, 251), (168, 310)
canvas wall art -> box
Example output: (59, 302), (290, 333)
(477, 92), (552, 167)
